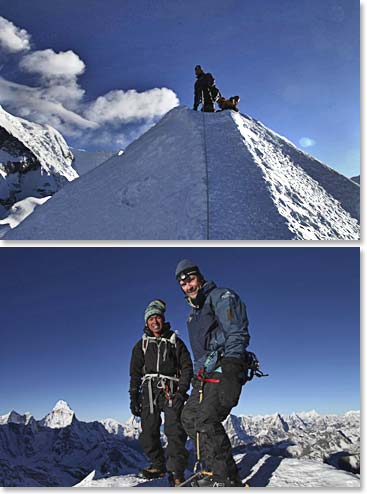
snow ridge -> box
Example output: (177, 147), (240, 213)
(4, 106), (359, 240)
(0, 105), (76, 181)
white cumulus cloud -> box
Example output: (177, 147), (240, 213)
(85, 87), (179, 124)
(19, 49), (85, 80)
(0, 16), (31, 53)
(0, 77), (97, 136)
(0, 17), (180, 148)
(299, 137), (316, 148)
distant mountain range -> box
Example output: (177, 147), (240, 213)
(0, 400), (359, 487)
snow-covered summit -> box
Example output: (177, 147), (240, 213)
(4, 106), (359, 240)
(40, 400), (75, 429)
(0, 105), (76, 181)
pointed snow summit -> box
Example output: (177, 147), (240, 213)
(4, 106), (359, 240)
(40, 400), (75, 429)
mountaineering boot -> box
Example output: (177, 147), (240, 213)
(196, 474), (243, 487)
(168, 472), (185, 487)
(140, 464), (166, 479)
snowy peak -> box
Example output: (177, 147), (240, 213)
(4, 106), (359, 240)
(0, 105), (77, 181)
(40, 400), (75, 429)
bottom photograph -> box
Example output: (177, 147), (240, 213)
(0, 247), (360, 488)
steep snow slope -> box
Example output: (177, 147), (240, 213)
(4, 106), (359, 240)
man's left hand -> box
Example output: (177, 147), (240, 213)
(218, 357), (246, 408)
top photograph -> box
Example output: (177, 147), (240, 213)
(0, 0), (360, 240)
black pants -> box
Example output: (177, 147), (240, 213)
(201, 87), (215, 112)
(140, 387), (188, 475)
(181, 374), (242, 480)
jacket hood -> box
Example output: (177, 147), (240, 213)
(144, 321), (172, 337)
(185, 281), (216, 309)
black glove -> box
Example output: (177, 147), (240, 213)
(172, 391), (188, 410)
(193, 104), (198, 111)
(219, 357), (245, 409)
(130, 392), (142, 417)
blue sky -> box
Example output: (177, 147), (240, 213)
(0, 0), (359, 177)
(0, 247), (360, 423)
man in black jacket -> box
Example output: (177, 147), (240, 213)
(193, 65), (220, 112)
(129, 299), (193, 486)
(175, 260), (250, 487)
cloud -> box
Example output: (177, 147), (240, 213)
(0, 17), (179, 149)
(19, 49), (85, 80)
(0, 77), (97, 136)
(0, 16), (31, 53)
(299, 137), (316, 148)
(84, 88), (179, 124)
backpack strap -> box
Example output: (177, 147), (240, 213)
(141, 334), (149, 354)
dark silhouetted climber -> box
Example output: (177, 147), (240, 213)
(193, 65), (220, 113)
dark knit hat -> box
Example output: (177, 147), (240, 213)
(144, 299), (166, 323)
(175, 259), (201, 281)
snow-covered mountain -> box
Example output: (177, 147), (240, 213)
(0, 105), (78, 236)
(223, 410), (360, 471)
(39, 400), (75, 429)
(0, 106), (77, 208)
(351, 175), (360, 184)
(0, 107), (119, 237)
(4, 106), (359, 240)
(0, 401), (145, 487)
(0, 402), (359, 487)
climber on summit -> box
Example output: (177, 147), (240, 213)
(193, 65), (220, 113)
(175, 259), (251, 487)
(129, 299), (193, 487)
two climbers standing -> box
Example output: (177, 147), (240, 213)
(129, 263), (263, 487)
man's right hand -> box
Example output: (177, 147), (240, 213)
(130, 394), (142, 417)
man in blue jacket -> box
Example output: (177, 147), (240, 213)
(175, 259), (250, 487)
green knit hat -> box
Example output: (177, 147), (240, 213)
(144, 299), (166, 324)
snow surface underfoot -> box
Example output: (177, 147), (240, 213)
(74, 453), (360, 488)
(4, 106), (360, 240)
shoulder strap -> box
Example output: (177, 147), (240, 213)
(169, 331), (177, 347)
(142, 334), (149, 354)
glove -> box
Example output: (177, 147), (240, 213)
(172, 391), (188, 410)
(130, 392), (142, 417)
(218, 357), (245, 409)
(193, 104), (198, 111)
